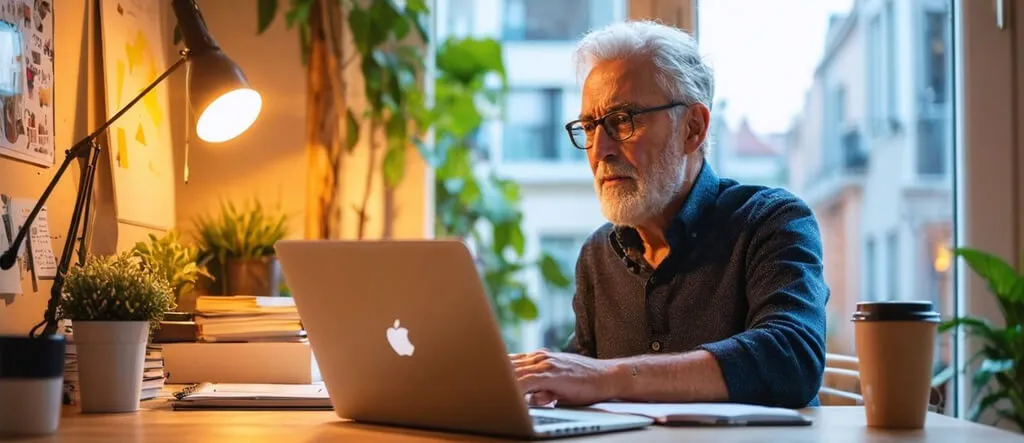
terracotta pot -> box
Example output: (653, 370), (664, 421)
(225, 256), (280, 296)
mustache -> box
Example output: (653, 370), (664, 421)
(595, 160), (638, 181)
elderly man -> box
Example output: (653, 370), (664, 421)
(511, 21), (829, 409)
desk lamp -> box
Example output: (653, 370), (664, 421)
(0, 0), (261, 338)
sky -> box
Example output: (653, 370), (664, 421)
(696, 0), (855, 135)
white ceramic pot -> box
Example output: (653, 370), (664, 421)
(73, 321), (149, 413)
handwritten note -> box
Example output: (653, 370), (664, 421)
(10, 198), (57, 279)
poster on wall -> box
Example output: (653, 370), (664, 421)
(98, 0), (175, 230)
(0, 0), (54, 167)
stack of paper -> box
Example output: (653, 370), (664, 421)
(171, 383), (331, 410)
(586, 402), (811, 426)
(194, 296), (305, 343)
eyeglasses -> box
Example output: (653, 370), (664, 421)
(564, 102), (689, 150)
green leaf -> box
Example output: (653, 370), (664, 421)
(940, 316), (999, 343)
(346, 110), (360, 152)
(284, 0), (312, 29)
(256, 0), (279, 34)
(510, 295), (538, 320)
(348, 7), (372, 55)
(954, 247), (1019, 297)
(974, 358), (1014, 387)
(383, 145), (406, 188)
(406, 0), (429, 14)
(540, 253), (572, 288)
(509, 223), (525, 257)
(458, 177), (481, 207)
(970, 389), (1010, 421)
(437, 37), (506, 85)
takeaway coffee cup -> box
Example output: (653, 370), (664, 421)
(0, 334), (65, 438)
(852, 301), (940, 429)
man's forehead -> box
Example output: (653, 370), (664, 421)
(580, 57), (660, 117)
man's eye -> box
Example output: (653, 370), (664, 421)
(581, 121), (597, 131)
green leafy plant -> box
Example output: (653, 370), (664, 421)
(59, 252), (175, 330)
(417, 37), (572, 347)
(937, 247), (1024, 430)
(131, 230), (212, 303)
(193, 199), (289, 263)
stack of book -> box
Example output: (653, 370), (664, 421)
(193, 295), (305, 343)
(61, 323), (78, 405)
(141, 344), (165, 400)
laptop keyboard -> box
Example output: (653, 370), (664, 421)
(532, 415), (575, 425)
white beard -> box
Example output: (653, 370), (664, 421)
(594, 140), (688, 226)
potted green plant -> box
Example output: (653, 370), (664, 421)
(131, 230), (212, 309)
(58, 252), (174, 413)
(193, 199), (288, 297)
(937, 247), (1024, 431)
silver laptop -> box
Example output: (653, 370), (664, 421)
(275, 239), (653, 439)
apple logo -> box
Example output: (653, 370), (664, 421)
(386, 319), (414, 356)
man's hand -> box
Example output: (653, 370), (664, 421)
(509, 350), (618, 407)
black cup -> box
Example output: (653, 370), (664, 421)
(0, 334), (66, 437)
(851, 300), (941, 323)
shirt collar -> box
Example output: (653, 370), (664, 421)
(609, 161), (721, 271)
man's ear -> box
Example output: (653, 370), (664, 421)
(682, 104), (710, 156)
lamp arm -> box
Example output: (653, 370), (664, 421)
(0, 51), (191, 337)
(0, 52), (189, 272)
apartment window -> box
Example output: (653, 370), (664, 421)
(916, 10), (950, 176)
(887, 231), (899, 300)
(822, 85), (846, 172)
(865, 238), (877, 301)
(503, 88), (585, 163)
(539, 235), (584, 350)
(504, 0), (590, 41)
(867, 4), (897, 137)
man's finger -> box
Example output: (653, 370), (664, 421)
(510, 352), (547, 367)
(517, 373), (552, 394)
(514, 362), (552, 378)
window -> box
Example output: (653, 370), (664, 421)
(886, 230), (899, 299)
(916, 9), (950, 176)
(539, 235), (585, 350)
(502, 88), (586, 163)
(865, 238), (877, 301)
(822, 85), (846, 173)
(866, 2), (898, 137)
(504, 0), (589, 41)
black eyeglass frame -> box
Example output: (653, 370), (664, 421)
(563, 101), (689, 150)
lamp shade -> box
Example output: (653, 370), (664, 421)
(172, 0), (261, 143)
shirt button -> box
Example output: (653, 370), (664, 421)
(651, 341), (662, 352)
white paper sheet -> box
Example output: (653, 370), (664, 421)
(10, 198), (56, 279)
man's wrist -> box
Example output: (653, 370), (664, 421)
(601, 358), (637, 401)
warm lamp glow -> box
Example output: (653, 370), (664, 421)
(933, 243), (951, 273)
(196, 88), (262, 143)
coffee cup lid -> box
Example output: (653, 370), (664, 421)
(0, 334), (66, 379)
(851, 300), (941, 322)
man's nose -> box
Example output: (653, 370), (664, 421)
(591, 126), (620, 160)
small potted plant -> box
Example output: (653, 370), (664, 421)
(193, 199), (288, 296)
(58, 252), (174, 413)
(131, 230), (212, 311)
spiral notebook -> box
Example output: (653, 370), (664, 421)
(171, 383), (333, 410)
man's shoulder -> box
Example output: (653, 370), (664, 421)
(717, 180), (814, 222)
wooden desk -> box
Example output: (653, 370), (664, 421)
(16, 403), (1022, 442)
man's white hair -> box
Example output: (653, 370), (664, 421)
(573, 20), (715, 153)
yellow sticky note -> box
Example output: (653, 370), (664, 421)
(116, 127), (128, 168)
